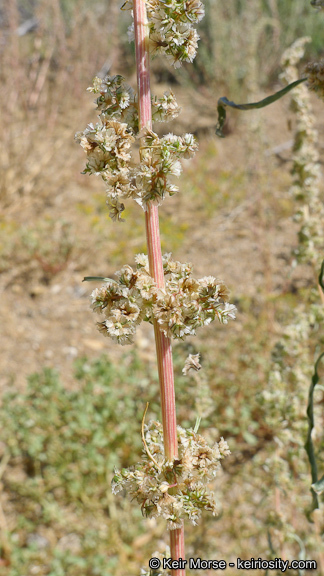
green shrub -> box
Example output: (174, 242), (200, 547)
(2, 355), (161, 504)
(1, 354), (162, 574)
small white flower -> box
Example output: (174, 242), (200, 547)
(170, 160), (182, 177)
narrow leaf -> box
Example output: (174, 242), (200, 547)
(216, 78), (307, 137)
(194, 416), (201, 434)
(83, 276), (117, 283)
(305, 351), (324, 512)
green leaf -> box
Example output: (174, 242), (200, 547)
(215, 78), (308, 137)
(83, 276), (117, 282)
(305, 351), (324, 513)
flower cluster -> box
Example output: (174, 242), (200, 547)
(151, 91), (182, 123)
(280, 39), (323, 269)
(294, 202), (324, 267)
(264, 309), (312, 437)
(83, 75), (182, 134)
(91, 253), (236, 345)
(136, 129), (198, 208)
(112, 421), (230, 529)
(148, 0), (204, 68)
(262, 299), (324, 496)
(261, 39), (324, 524)
(75, 119), (136, 221)
(305, 59), (324, 101)
(76, 75), (194, 220)
(87, 74), (139, 130)
(280, 37), (311, 73)
(127, 0), (205, 67)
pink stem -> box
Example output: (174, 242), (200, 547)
(133, 0), (185, 571)
(170, 529), (186, 576)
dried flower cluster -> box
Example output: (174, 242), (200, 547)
(136, 129), (197, 209)
(112, 420), (230, 529)
(126, 0), (205, 67)
(87, 74), (138, 129)
(267, 37), (324, 456)
(280, 37), (311, 74)
(261, 298), (324, 522)
(75, 75), (195, 221)
(305, 59), (324, 101)
(264, 309), (314, 441)
(91, 253), (236, 345)
(280, 38), (324, 269)
(147, 0), (204, 67)
(182, 353), (201, 376)
(260, 39), (324, 550)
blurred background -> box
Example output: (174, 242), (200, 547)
(1, 0), (324, 574)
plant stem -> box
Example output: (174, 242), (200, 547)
(133, 0), (185, 572)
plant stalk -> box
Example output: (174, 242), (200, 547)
(133, 0), (185, 572)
